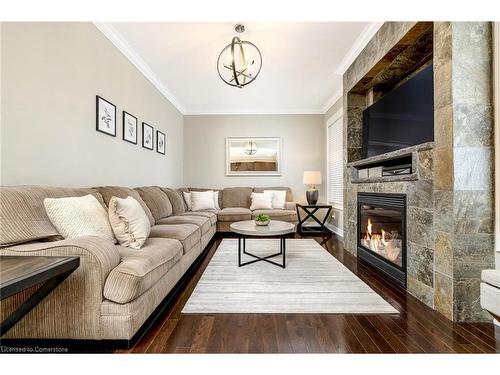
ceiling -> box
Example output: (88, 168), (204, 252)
(96, 22), (382, 115)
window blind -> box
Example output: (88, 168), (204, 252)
(327, 116), (344, 209)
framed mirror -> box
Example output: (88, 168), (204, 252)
(226, 137), (281, 176)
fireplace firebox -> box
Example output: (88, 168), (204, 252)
(357, 193), (407, 287)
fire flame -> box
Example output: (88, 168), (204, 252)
(362, 217), (400, 263)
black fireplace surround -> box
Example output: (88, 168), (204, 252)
(357, 192), (407, 287)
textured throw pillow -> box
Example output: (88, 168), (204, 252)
(183, 191), (193, 211)
(191, 191), (216, 211)
(213, 191), (221, 210)
(44, 194), (116, 242)
(264, 190), (287, 209)
(108, 196), (151, 249)
(250, 192), (273, 211)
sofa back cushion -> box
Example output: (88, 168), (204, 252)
(189, 187), (223, 209)
(134, 186), (173, 222)
(0, 186), (106, 247)
(160, 188), (186, 215)
(97, 186), (155, 226)
(222, 187), (253, 208)
(253, 186), (293, 202)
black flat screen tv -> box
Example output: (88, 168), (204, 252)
(362, 64), (434, 158)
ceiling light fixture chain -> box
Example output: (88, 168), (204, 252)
(217, 24), (262, 88)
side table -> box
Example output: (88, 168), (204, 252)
(295, 204), (333, 234)
(0, 256), (80, 336)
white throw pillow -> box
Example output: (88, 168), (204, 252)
(264, 190), (287, 209)
(214, 191), (221, 210)
(250, 192), (273, 211)
(191, 190), (216, 211)
(44, 194), (116, 242)
(183, 191), (192, 211)
(108, 196), (151, 249)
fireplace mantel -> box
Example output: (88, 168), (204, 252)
(348, 142), (433, 184)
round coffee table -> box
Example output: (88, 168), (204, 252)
(230, 220), (295, 269)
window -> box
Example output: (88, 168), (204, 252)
(327, 111), (343, 210)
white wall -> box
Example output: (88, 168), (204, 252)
(1, 22), (183, 188)
(183, 114), (325, 202)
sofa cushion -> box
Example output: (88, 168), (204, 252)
(217, 207), (252, 222)
(135, 186), (172, 221)
(0, 186), (106, 247)
(222, 187), (252, 208)
(97, 186), (155, 226)
(482, 270), (500, 289)
(160, 188), (186, 215)
(253, 186), (293, 202)
(156, 215), (211, 235)
(150, 224), (200, 253)
(104, 237), (183, 304)
(177, 187), (190, 210)
(179, 210), (217, 225)
(252, 209), (298, 222)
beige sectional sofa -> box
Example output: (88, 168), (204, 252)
(0, 185), (297, 343)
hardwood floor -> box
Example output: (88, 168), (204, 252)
(117, 233), (499, 353)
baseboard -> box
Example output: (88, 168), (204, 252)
(326, 223), (343, 238)
(0, 235), (217, 353)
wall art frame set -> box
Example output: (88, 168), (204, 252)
(96, 95), (167, 155)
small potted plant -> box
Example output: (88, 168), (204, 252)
(254, 213), (270, 226)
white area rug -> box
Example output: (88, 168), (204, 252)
(182, 239), (398, 314)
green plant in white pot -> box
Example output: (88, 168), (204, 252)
(254, 213), (270, 226)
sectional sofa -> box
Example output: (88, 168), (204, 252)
(0, 185), (297, 343)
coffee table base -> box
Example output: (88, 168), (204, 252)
(237, 236), (286, 269)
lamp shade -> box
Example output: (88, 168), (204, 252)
(303, 171), (322, 185)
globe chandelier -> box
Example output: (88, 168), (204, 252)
(217, 24), (262, 88)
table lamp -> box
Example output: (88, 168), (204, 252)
(303, 171), (321, 205)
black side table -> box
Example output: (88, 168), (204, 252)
(296, 204), (333, 234)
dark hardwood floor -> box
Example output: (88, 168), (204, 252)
(117, 233), (499, 353)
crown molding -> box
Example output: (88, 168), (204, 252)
(93, 22), (186, 114)
(335, 22), (384, 75)
(184, 108), (325, 116)
(321, 86), (343, 114)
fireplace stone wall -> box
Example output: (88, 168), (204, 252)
(342, 22), (495, 322)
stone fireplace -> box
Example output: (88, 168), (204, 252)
(342, 22), (495, 322)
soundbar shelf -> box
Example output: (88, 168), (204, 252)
(348, 141), (433, 184)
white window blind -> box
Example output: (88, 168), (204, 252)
(327, 116), (344, 209)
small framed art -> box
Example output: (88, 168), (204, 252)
(157, 130), (166, 155)
(142, 122), (154, 150)
(96, 95), (116, 136)
(122, 111), (138, 144)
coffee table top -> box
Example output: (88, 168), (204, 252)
(230, 220), (295, 236)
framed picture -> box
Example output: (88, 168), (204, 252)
(96, 95), (116, 136)
(122, 111), (138, 144)
(226, 137), (281, 176)
(156, 130), (166, 155)
(142, 122), (154, 150)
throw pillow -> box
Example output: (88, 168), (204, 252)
(214, 191), (221, 210)
(44, 194), (116, 243)
(182, 191), (192, 211)
(264, 190), (287, 209)
(250, 192), (273, 211)
(191, 190), (216, 211)
(108, 196), (151, 249)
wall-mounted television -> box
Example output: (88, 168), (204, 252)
(362, 64), (434, 159)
